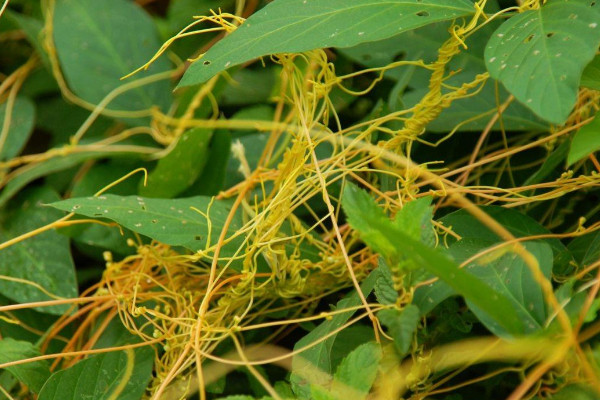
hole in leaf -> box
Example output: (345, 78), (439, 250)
(546, 32), (555, 38)
(591, 1), (596, 6)
(195, 235), (203, 241)
(151, 219), (158, 224)
(416, 11), (429, 17)
(141, 205), (146, 211)
(94, 213), (103, 217)
(203, 60), (211, 66)
(524, 34), (535, 43)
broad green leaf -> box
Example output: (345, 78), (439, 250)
(183, 130), (232, 196)
(0, 338), (50, 393)
(140, 128), (213, 198)
(568, 112), (600, 165)
(485, 0), (600, 124)
(454, 239), (553, 336)
(523, 139), (569, 186)
(329, 326), (375, 372)
(0, 97), (35, 161)
(378, 305), (420, 357)
(221, 68), (278, 106)
(342, 183), (524, 335)
(415, 239), (553, 336)
(440, 206), (572, 272)
(53, 0), (172, 121)
(331, 342), (381, 399)
(290, 270), (380, 398)
(37, 347), (154, 400)
(0, 150), (149, 208)
(568, 230), (600, 268)
(0, 187), (77, 315)
(50, 195), (246, 268)
(582, 54), (600, 90)
(178, 0), (475, 86)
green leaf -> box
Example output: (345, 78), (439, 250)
(452, 239), (553, 336)
(568, 112), (600, 165)
(374, 259), (398, 305)
(523, 139), (569, 186)
(290, 270), (380, 398)
(140, 128), (213, 198)
(310, 385), (336, 400)
(184, 130), (232, 196)
(568, 230), (600, 268)
(0, 186), (77, 315)
(178, 0), (475, 86)
(0, 338), (51, 393)
(440, 206), (572, 273)
(50, 194), (245, 265)
(52, 0), (172, 121)
(0, 96), (35, 161)
(484, 0), (600, 124)
(378, 305), (420, 357)
(7, 12), (50, 68)
(581, 54), (600, 90)
(0, 151), (149, 208)
(37, 347), (154, 400)
(331, 342), (381, 399)
(342, 183), (524, 335)
(393, 196), (434, 245)
(543, 384), (600, 400)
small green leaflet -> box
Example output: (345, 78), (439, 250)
(50, 195), (246, 268)
(567, 112), (600, 165)
(290, 270), (380, 399)
(0, 338), (51, 394)
(178, 0), (475, 86)
(341, 183), (524, 334)
(38, 347), (154, 400)
(378, 305), (420, 357)
(485, 0), (600, 124)
(0, 97), (35, 161)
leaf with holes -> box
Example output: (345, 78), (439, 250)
(485, 0), (600, 124)
(49, 195), (247, 268)
(178, 0), (475, 86)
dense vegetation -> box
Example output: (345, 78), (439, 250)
(1, 0), (600, 399)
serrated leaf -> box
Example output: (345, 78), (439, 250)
(311, 385), (336, 400)
(374, 259), (397, 305)
(378, 305), (420, 357)
(140, 128), (213, 198)
(568, 112), (600, 165)
(0, 338), (51, 394)
(582, 54), (600, 90)
(342, 183), (524, 335)
(0, 97), (35, 161)
(393, 196), (434, 245)
(50, 195), (246, 268)
(53, 0), (172, 122)
(485, 0), (600, 124)
(178, 0), (475, 86)
(37, 347), (153, 400)
(331, 342), (381, 399)
(0, 187), (77, 315)
(290, 270), (380, 398)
